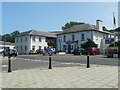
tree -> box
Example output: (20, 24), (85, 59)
(109, 41), (120, 47)
(2, 30), (20, 43)
(0, 35), (2, 41)
(109, 27), (120, 33)
(81, 40), (98, 49)
(115, 27), (120, 31)
(62, 21), (85, 30)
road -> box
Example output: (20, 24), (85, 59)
(17, 54), (118, 66)
(2, 54), (118, 71)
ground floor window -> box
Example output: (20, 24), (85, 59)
(39, 46), (41, 49)
(21, 46), (22, 51)
(71, 45), (73, 50)
(32, 46), (35, 51)
(25, 46), (27, 51)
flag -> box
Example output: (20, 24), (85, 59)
(113, 12), (116, 26)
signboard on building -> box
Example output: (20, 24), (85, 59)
(105, 38), (115, 44)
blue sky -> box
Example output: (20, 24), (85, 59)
(2, 2), (118, 35)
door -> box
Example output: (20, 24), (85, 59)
(68, 45), (71, 54)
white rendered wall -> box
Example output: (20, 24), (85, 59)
(15, 35), (48, 54)
(57, 31), (93, 52)
(30, 36), (48, 51)
(15, 35), (31, 54)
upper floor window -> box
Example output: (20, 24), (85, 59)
(103, 34), (105, 39)
(25, 36), (27, 41)
(81, 34), (85, 41)
(72, 35), (75, 41)
(32, 36), (35, 42)
(21, 46), (22, 51)
(59, 37), (62, 42)
(63, 36), (66, 42)
(21, 37), (23, 42)
(17, 38), (18, 42)
(39, 36), (41, 42)
(39, 46), (41, 49)
(25, 46), (27, 51)
(32, 46), (35, 51)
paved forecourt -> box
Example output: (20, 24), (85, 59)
(2, 65), (118, 88)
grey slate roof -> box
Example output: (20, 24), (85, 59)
(16, 30), (57, 38)
(57, 24), (111, 35)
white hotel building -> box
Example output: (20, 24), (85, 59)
(15, 30), (56, 54)
(57, 20), (117, 54)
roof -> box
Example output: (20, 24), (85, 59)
(0, 41), (14, 45)
(57, 24), (111, 35)
(16, 30), (57, 38)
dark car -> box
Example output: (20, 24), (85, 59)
(86, 47), (100, 55)
(73, 48), (82, 55)
(2, 49), (18, 57)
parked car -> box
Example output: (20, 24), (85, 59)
(73, 48), (82, 55)
(80, 48), (86, 55)
(2, 49), (18, 57)
(29, 50), (37, 55)
(36, 49), (43, 54)
(86, 47), (100, 55)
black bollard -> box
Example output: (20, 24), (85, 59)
(8, 55), (12, 72)
(86, 55), (90, 68)
(48, 54), (52, 69)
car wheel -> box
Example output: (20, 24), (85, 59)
(2, 53), (5, 57)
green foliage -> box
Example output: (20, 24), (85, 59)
(0, 35), (2, 41)
(109, 27), (120, 32)
(109, 41), (120, 47)
(115, 27), (120, 31)
(2, 30), (20, 43)
(81, 40), (98, 49)
(62, 21), (85, 30)
(48, 42), (56, 48)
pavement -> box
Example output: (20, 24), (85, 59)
(0, 55), (119, 88)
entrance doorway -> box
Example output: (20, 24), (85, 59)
(68, 45), (71, 54)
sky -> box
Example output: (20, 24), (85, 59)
(2, 2), (118, 35)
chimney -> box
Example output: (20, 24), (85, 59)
(96, 20), (103, 31)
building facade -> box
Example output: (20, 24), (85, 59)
(57, 20), (117, 54)
(15, 30), (56, 54)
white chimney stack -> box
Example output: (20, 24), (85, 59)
(96, 20), (103, 31)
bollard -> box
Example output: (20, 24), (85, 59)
(8, 55), (12, 72)
(48, 54), (52, 69)
(86, 55), (90, 68)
